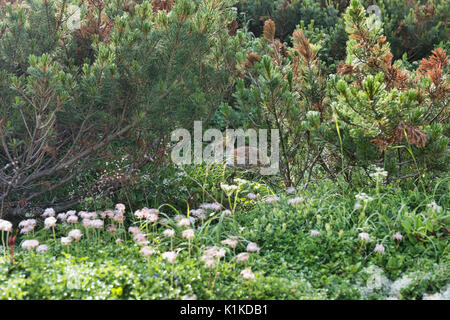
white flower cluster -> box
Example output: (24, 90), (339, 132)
(264, 195), (280, 203)
(286, 187), (297, 194)
(288, 197), (302, 205)
(200, 202), (222, 211)
(190, 209), (205, 219)
(427, 201), (442, 213)
(246, 193), (258, 200)
(233, 178), (248, 186)
(355, 192), (374, 203)
(369, 167), (388, 180)
(220, 183), (239, 196)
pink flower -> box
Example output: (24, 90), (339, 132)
(203, 246), (226, 259)
(374, 244), (385, 254)
(358, 232), (370, 242)
(19, 219), (36, 229)
(88, 212), (98, 219)
(177, 218), (190, 228)
(134, 209), (144, 219)
(163, 229), (175, 238)
(200, 256), (216, 268)
(393, 232), (403, 241)
(90, 219), (104, 229)
(128, 226), (140, 235)
(61, 237), (72, 246)
(240, 268), (255, 280)
(140, 246), (155, 257)
(190, 209), (204, 217)
(78, 211), (87, 217)
(104, 210), (115, 218)
(0, 219), (12, 232)
(222, 209), (232, 217)
(44, 217), (57, 229)
(67, 215), (78, 224)
(200, 202), (222, 211)
(113, 212), (125, 223)
(42, 208), (55, 218)
(182, 229), (195, 240)
(286, 187), (296, 194)
(133, 232), (149, 246)
(36, 245), (48, 254)
(80, 212), (90, 219)
(354, 203), (363, 210)
(115, 203), (126, 213)
(215, 247), (226, 259)
(82, 218), (91, 228)
(236, 252), (249, 262)
(162, 251), (177, 263)
(21, 239), (39, 250)
(68, 229), (82, 241)
(221, 237), (238, 248)
(146, 212), (158, 223)
(246, 242), (260, 252)
(310, 230), (321, 237)
(20, 226), (33, 234)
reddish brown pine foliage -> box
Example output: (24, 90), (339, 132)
(73, 0), (113, 63)
(274, 39), (288, 58)
(337, 61), (354, 76)
(152, 0), (174, 13)
(293, 29), (315, 64)
(383, 53), (410, 90)
(417, 48), (450, 104)
(370, 137), (390, 152)
(263, 19), (276, 43)
(241, 52), (261, 69)
(393, 122), (427, 148)
(227, 20), (240, 36)
(418, 48), (448, 85)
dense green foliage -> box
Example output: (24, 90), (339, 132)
(1, 174), (448, 299)
(0, 0), (236, 215)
